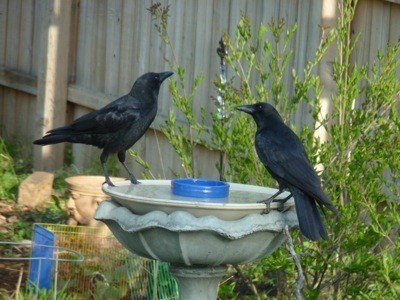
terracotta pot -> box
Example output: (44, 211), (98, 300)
(66, 176), (124, 226)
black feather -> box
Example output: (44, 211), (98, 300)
(34, 71), (173, 186)
(237, 102), (337, 240)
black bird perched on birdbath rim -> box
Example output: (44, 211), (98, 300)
(236, 102), (337, 241)
(34, 71), (173, 187)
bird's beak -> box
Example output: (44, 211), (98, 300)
(159, 71), (174, 82)
(236, 104), (255, 115)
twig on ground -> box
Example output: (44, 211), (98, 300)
(15, 267), (23, 300)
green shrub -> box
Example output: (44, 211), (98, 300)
(148, 1), (399, 298)
(0, 137), (20, 200)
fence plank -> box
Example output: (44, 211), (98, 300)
(68, 0), (80, 83)
(5, 0), (21, 69)
(389, 3), (400, 42)
(0, 67), (36, 95)
(317, 0), (339, 142)
(193, 0), (213, 119)
(2, 88), (17, 138)
(133, 1), (151, 78)
(389, 4), (400, 78)
(33, 0), (72, 171)
(0, 0), (8, 65)
(1, 0), (399, 178)
(118, 0), (136, 93)
(71, 105), (94, 169)
(18, 0), (34, 73)
(370, 0), (390, 61)
(104, 0), (122, 95)
(352, 0), (372, 66)
(31, 0), (47, 76)
(77, 0), (98, 89)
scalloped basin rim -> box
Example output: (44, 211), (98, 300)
(94, 199), (299, 265)
(95, 200), (299, 240)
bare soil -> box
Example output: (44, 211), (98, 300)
(0, 202), (30, 294)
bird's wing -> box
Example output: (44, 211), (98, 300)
(67, 95), (149, 134)
(256, 127), (332, 208)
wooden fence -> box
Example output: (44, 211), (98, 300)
(0, 0), (399, 180)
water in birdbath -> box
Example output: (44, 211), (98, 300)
(102, 180), (293, 221)
(111, 184), (265, 203)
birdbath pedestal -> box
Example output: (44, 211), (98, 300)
(94, 180), (298, 300)
(169, 265), (227, 300)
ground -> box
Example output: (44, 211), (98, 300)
(0, 201), (30, 296)
(0, 252), (29, 293)
(0, 201), (269, 299)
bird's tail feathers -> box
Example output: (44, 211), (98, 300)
(292, 187), (328, 241)
(33, 125), (81, 145)
(316, 192), (338, 216)
(33, 134), (70, 145)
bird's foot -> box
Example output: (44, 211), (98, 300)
(273, 194), (292, 212)
(257, 194), (278, 214)
(105, 178), (115, 187)
(273, 199), (288, 212)
(258, 198), (289, 213)
(258, 199), (273, 214)
(129, 175), (140, 185)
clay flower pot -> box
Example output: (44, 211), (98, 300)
(66, 175), (124, 226)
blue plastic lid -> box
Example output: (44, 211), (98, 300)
(171, 178), (229, 200)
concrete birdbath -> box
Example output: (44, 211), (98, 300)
(94, 179), (298, 300)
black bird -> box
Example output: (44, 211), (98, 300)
(34, 71), (173, 186)
(236, 102), (337, 240)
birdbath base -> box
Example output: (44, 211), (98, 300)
(169, 264), (228, 300)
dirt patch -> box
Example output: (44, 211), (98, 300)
(0, 258), (29, 292)
(0, 202), (31, 295)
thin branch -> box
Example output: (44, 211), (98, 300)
(15, 267), (24, 300)
(233, 265), (260, 299)
(153, 128), (166, 179)
(284, 225), (304, 300)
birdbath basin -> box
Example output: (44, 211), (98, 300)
(94, 180), (298, 300)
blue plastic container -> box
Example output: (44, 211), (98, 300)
(29, 224), (55, 290)
(171, 178), (229, 199)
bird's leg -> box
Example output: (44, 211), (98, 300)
(257, 189), (285, 203)
(257, 188), (284, 213)
(258, 186), (287, 214)
(118, 151), (139, 184)
(100, 151), (115, 187)
(273, 193), (293, 212)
